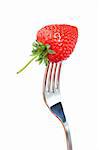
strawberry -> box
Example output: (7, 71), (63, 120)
(37, 24), (78, 63)
(17, 24), (78, 74)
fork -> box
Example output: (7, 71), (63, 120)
(43, 62), (72, 150)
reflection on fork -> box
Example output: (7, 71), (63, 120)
(43, 62), (72, 150)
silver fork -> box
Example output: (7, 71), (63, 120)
(43, 62), (72, 150)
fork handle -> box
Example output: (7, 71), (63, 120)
(63, 122), (72, 150)
(50, 102), (72, 150)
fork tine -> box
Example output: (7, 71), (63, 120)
(43, 63), (50, 92)
(52, 63), (57, 92)
(55, 62), (62, 89)
(47, 63), (54, 91)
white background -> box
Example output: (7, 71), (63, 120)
(0, 0), (98, 150)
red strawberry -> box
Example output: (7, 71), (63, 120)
(17, 24), (78, 74)
(37, 24), (78, 63)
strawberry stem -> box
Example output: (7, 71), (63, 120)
(17, 41), (55, 74)
(17, 57), (35, 74)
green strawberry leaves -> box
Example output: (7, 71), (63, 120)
(17, 41), (55, 74)
(31, 41), (55, 66)
(48, 49), (56, 54)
